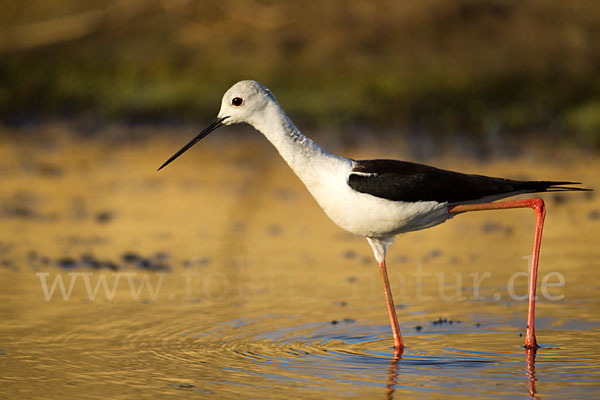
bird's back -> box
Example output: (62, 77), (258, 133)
(348, 159), (588, 204)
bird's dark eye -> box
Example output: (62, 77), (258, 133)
(232, 97), (244, 106)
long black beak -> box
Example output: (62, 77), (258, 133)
(157, 116), (228, 171)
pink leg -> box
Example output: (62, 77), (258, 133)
(448, 198), (546, 349)
(378, 259), (404, 355)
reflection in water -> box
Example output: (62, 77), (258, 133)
(386, 349), (402, 400)
(384, 346), (538, 400)
(526, 347), (537, 399)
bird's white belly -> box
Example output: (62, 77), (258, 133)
(301, 163), (451, 237)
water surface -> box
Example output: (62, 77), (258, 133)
(1, 127), (599, 398)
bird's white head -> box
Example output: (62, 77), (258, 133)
(218, 80), (277, 126)
(157, 80), (276, 171)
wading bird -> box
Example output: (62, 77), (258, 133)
(158, 80), (587, 354)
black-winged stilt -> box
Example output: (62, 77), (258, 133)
(158, 80), (588, 354)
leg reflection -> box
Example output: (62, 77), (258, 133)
(385, 347), (403, 400)
(526, 346), (537, 399)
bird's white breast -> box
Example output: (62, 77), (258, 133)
(295, 156), (451, 238)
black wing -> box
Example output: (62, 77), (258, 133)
(348, 159), (587, 203)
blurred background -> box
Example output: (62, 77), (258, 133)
(1, 0), (600, 148)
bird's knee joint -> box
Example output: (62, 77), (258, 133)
(530, 198), (546, 217)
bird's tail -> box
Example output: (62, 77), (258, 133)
(514, 181), (592, 193)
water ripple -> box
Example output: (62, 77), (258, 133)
(118, 314), (591, 398)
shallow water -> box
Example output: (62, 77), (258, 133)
(1, 126), (599, 398)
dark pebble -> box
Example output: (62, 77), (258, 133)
(482, 222), (513, 235)
(137, 258), (169, 272)
(415, 325), (422, 331)
(588, 210), (600, 221)
(1, 259), (14, 270)
(37, 163), (63, 178)
(151, 264), (170, 272)
(95, 211), (114, 224)
(475, 322), (481, 327)
(342, 250), (357, 259)
(7, 206), (35, 218)
(57, 257), (77, 269)
(331, 320), (338, 325)
(81, 254), (121, 270)
(122, 252), (140, 263)
(423, 249), (442, 262)
(185, 257), (211, 268)
(154, 251), (170, 262)
(429, 249), (442, 258)
(267, 224), (283, 236)
(346, 276), (357, 283)
(80, 254), (101, 269)
(175, 383), (194, 389)
(481, 221), (501, 233)
(101, 261), (119, 271)
(80, 253), (95, 264)
(393, 255), (409, 263)
(552, 193), (567, 205)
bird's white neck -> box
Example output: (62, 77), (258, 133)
(250, 102), (347, 185)
(245, 99), (361, 239)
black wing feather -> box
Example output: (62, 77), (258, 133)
(348, 159), (588, 203)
